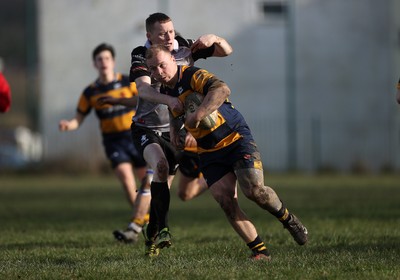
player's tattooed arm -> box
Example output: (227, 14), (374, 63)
(187, 79), (230, 128)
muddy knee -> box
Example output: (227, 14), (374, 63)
(155, 158), (169, 181)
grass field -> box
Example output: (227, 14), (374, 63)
(0, 173), (399, 280)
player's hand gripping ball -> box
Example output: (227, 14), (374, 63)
(184, 92), (218, 129)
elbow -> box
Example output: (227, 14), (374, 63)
(214, 47), (233, 57)
(136, 82), (147, 93)
(224, 47), (233, 56)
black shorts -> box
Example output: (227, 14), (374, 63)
(199, 137), (262, 187)
(131, 124), (179, 175)
(102, 131), (146, 169)
(178, 150), (201, 178)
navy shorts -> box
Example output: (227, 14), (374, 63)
(178, 150), (201, 178)
(131, 124), (179, 175)
(103, 131), (147, 169)
(199, 137), (263, 187)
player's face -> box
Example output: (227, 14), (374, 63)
(94, 50), (114, 76)
(147, 20), (175, 52)
(147, 50), (177, 86)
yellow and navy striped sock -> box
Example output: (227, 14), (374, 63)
(247, 236), (270, 256)
(272, 203), (291, 224)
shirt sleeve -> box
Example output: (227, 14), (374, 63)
(191, 44), (215, 62)
(129, 46), (150, 82)
(76, 88), (91, 115)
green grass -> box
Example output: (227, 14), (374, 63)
(0, 174), (399, 279)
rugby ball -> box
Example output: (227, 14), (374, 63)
(184, 92), (218, 129)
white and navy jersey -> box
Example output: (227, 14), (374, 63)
(129, 36), (215, 131)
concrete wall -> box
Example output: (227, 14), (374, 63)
(38, 0), (400, 172)
(295, 0), (398, 171)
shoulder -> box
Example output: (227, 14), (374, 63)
(131, 46), (147, 60)
(180, 66), (202, 83)
(117, 73), (131, 86)
(119, 73), (130, 82)
(182, 65), (201, 76)
(82, 82), (97, 98)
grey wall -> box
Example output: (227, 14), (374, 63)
(39, 0), (400, 172)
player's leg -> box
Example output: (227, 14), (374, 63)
(143, 143), (173, 249)
(104, 134), (139, 207)
(177, 174), (208, 201)
(235, 166), (308, 246)
(113, 162), (137, 207)
(208, 172), (271, 260)
(112, 132), (151, 243)
(113, 166), (150, 243)
(130, 168), (152, 227)
(177, 151), (208, 201)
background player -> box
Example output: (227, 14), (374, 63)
(58, 43), (149, 235)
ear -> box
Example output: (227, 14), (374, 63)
(146, 32), (151, 41)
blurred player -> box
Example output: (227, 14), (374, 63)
(58, 43), (149, 235)
(0, 58), (11, 113)
(146, 44), (308, 260)
(101, 13), (232, 256)
(396, 77), (400, 104)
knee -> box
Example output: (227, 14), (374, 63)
(155, 158), (169, 181)
(241, 181), (264, 201)
(252, 185), (271, 200)
(178, 190), (190, 201)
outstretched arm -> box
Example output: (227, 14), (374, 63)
(97, 95), (137, 108)
(136, 76), (184, 114)
(59, 112), (85, 131)
(191, 34), (233, 57)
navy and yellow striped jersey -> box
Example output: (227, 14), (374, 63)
(77, 73), (137, 135)
(160, 65), (252, 154)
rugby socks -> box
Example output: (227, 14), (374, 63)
(150, 181), (170, 230)
(247, 236), (270, 256)
(128, 213), (150, 234)
(146, 201), (158, 240)
(128, 221), (143, 233)
(129, 189), (151, 231)
(271, 203), (291, 224)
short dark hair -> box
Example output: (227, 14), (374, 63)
(92, 43), (115, 60)
(146, 13), (171, 32)
(145, 44), (170, 60)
